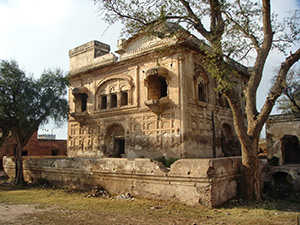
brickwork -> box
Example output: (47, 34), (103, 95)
(0, 131), (67, 169)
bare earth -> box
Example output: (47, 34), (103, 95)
(0, 203), (52, 224)
(0, 181), (299, 225)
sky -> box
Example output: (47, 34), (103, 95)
(0, 0), (299, 139)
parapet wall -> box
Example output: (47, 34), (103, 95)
(3, 156), (242, 207)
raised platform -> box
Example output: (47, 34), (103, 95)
(3, 156), (242, 207)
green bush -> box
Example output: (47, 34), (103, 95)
(155, 156), (179, 168)
(268, 156), (279, 166)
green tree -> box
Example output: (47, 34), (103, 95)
(0, 60), (68, 185)
(277, 69), (300, 113)
(94, 0), (300, 201)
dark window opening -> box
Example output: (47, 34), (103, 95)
(148, 76), (168, 100)
(111, 94), (117, 108)
(282, 135), (300, 164)
(114, 138), (125, 157)
(101, 95), (107, 109)
(198, 84), (206, 102)
(160, 77), (167, 98)
(81, 94), (88, 112)
(22, 151), (28, 156)
(51, 149), (59, 156)
(121, 92), (128, 106)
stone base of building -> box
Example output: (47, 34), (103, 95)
(3, 156), (243, 207)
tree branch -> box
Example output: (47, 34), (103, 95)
(178, 0), (210, 39)
(245, 0), (273, 128)
(256, 48), (300, 133)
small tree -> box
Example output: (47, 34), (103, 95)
(0, 60), (68, 185)
(277, 69), (300, 113)
(94, 0), (300, 201)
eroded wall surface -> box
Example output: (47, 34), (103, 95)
(266, 113), (300, 191)
(67, 30), (242, 159)
(3, 156), (242, 207)
(266, 113), (300, 165)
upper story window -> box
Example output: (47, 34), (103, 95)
(101, 95), (107, 109)
(110, 93), (117, 108)
(96, 76), (132, 111)
(193, 63), (209, 103)
(147, 75), (168, 100)
(194, 75), (208, 103)
(72, 86), (89, 113)
(121, 91), (128, 106)
(198, 83), (205, 102)
(144, 67), (170, 101)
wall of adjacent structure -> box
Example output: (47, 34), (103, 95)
(3, 156), (242, 207)
(266, 113), (300, 165)
(0, 131), (67, 170)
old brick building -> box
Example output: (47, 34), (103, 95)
(68, 23), (246, 159)
(266, 113), (300, 191)
(0, 131), (67, 169)
(266, 113), (300, 165)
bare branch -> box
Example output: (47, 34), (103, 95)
(178, 0), (210, 39)
(256, 48), (300, 132)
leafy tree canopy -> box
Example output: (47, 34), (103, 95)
(0, 59), (68, 184)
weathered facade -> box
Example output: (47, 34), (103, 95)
(3, 156), (242, 207)
(68, 24), (244, 159)
(266, 113), (300, 191)
(266, 113), (300, 165)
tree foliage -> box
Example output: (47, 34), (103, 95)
(277, 68), (300, 113)
(0, 60), (68, 184)
(94, 0), (300, 201)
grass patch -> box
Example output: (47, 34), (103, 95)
(0, 184), (300, 224)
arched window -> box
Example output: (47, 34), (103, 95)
(193, 76), (208, 103)
(281, 135), (300, 164)
(110, 93), (117, 108)
(96, 76), (132, 111)
(121, 91), (128, 106)
(198, 83), (205, 102)
(147, 75), (168, 100)
(72, 87), (89, 113)
(100, 95), (107, 109)
(144, 67), (169, 101)
(80, 94), (88, 112)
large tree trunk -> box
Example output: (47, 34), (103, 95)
(241, 136), (261, 201)
(14, 136), (25, 185)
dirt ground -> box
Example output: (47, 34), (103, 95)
(0, 180), (299, 225)
(0, 203), (53, 224)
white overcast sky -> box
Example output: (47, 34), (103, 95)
(0, 0), (299, 139)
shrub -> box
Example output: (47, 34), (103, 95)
(268, 156), (279, 166)
(155, 156), (179, 168)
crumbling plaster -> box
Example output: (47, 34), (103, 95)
(67, 26), (243, 159)
(3, 156), (242, 207)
